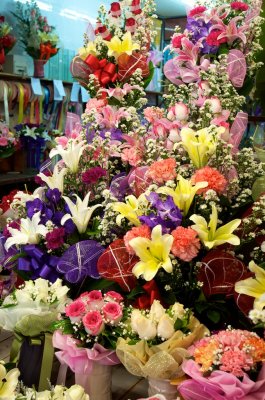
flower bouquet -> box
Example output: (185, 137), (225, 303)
(0, 16), (16, 70)
(116, 300), (208, 399)
(0, 122), (19, 159)
(71, 0), (156, 92)
(178, 329), (265, 400)
(52, 290), (126, 400)
(0, 278), (69, 390)
(13, 0), (59, 77)
(15, 124), (52, 169)
(0, 360), (89, 400)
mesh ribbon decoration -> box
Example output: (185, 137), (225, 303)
(118, 52), (149, 82)
(128, 166), (152, 197)
(70, 56), (92, 88)
(116, 316), (208, 379)
(97, 239), (138, 292)
(163, 59), (182, 85)
(198, 249), (248, 298)
(227, 49), (247, 89)
(57, 240), (104, 284)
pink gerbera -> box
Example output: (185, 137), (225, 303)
(148, 158), (177, 184)
(124, 225), (151, 255)
(231, 2), (249, 11)
(191, 166), (227, 195)
(171, 226), (201, 262)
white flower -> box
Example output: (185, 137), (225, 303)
(61, 192), (102, 234)
(0, 363), (20, 400)
(261, 241), (265, 252)
(171, 303), (185, 320)
(49, 139), (87, 173)
(12, 187), (45, 207)
(23, 126), (38, 140)
(149, 300), (165, 322)
(5, 212), (48, 250)
(37, 164), (68, 194)
(157, 314), (175, 340)
(131, 309), (157, 340)
(65, 384), (90, 400)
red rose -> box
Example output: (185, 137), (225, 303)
(110, 2), (121, 17)
(131, 0), (141, 15)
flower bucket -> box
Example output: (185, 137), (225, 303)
(21, 136), (46, 169)
(75, 361), (112, 400)
(33, 59), (46, 78)
(148, 377), (181, 400)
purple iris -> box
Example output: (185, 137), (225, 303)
(186, 17), (211, 41)
(86, 125), (123, 143)
(53, 211), (76, 234)
(26, 199), (53, 224)
(46, 188), (61, 204)
(140, 193), (182, 233)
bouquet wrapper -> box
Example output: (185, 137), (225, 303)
(116, 316), (208, 380)
(9, 313), (57, 391)
(53, 330), (120, 400)
(148, 377), (182, 400)
(178, 360), (265, 400)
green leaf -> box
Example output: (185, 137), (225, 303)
(143, 61), (155, 89)
(174, 318), (184, 331)
(207, 310), (220, 324)
(86, 279), (114, 291)
(218, 45), (229, 55)
(127, 286), (145, 300)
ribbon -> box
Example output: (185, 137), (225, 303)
(16, 83), (25, 123)
(0, 48), (5, 65)
(10, 331), (54, 391)
(17, 244), (60, 282)
(40, 42), (57, 61)
(134, 280), (162, 309)
(85, 54), (117, 86)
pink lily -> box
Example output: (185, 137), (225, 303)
(96, 105), (129, 129)
(99, 83), (142, 101)
(176, 37), (202, 66)
(211, 16), (248, 45)
(208, 5), (229, 23)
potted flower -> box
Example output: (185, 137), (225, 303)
(0, 16), (16, 71)
(13, 0), (59, 78)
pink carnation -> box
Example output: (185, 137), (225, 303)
(188, 6), (207, 17)
(172, 34), (186, 49)
(220, 349), (253, 376)
(124, 225), (151, 255)
(144, 107), (164, 123)
(121, 147), (142, 167)
(85, 98), (106, 113)
(231, 1), (249, 11)
(148, 158), (177, 184)
(171, 226), (200, 262)
(191, 166), (227, 195)
(65, 300), (86, 323)
(206, 30), (227, 46)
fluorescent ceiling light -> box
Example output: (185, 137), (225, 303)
(59, 9), (96, 24)
(15, 0), (52, 11)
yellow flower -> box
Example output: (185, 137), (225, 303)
(129, 225), (174, 281)
(112, 194), (146, 226)
(0, 362), (20, 400)
(78, 42), (97, 59)
(190, 204), (241, 249)
(158, 175), (208, 216)
(179, 126), (224, 168)
(235, 261), (265, 310)
(105, 32), (140, 59)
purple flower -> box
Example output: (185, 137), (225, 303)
(148, 193), (182, 225)
(82, 167), (107, 184)
(53, 211), (76, 234)
(26, 198), (45, 218)
(186, 17), (212, 42)
(110, 173), (131, 201)
(46, 188), (61, 203)
(140, 214), (170, 233)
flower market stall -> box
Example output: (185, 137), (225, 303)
(0, 0), (265, 399)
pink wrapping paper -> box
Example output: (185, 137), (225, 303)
(53, 330), (120, 375)
(229, 112), (248, 152)
(164, 59), (182, 85)
(64, 112), (82, 137)
(227, 50), (247, 88)
(178, 360), (265, 400)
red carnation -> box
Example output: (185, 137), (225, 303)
(206, 30), (227, 46)
(126, 17), (136, 33)
(131, 0), (142, 15)
(110, 2), (121, 18)
(172, 34), (186, 49)
(46, 227), (65, 250)
(0, 16), (5, 23)
(231, 1), (249, 11)
(82, 167), (107, 184)
(188, 6), (207, 17)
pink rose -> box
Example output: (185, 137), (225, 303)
(82, 311), (105, 336)
(102, 302), (123, 325)
(205, 97), (222, 114)
(81, 290), (104, 310)
(0, 137), (9, 146)
(167, 103), (189, 121)
(65, 300), (86, 323)
(105, 291), (124, 303)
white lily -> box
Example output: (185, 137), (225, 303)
(61, 192), (102, 234)
(37, 164), (68, 194)
(49, 139), (87, 173)
(5, 212), (48, 250)
(23, 126), (38, 140)
(12, 187), (45, 208)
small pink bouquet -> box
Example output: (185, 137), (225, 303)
(178, 329), (265, 400)
(0, 122), (19, 159)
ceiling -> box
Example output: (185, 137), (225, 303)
(155, 0), (194, 17)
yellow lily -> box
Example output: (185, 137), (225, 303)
(190, 204), (241, 249)
(158, 175), (208, 216)
(112, 194), (146, 226)
(235, 262), (265, 310)
(129, 225), (174, 281)
(179, 126), (224, 168)
(78, 42), (97, 59)
(105, 32), (140, 59)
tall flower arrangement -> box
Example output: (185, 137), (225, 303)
(0, 16), (16, 69)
